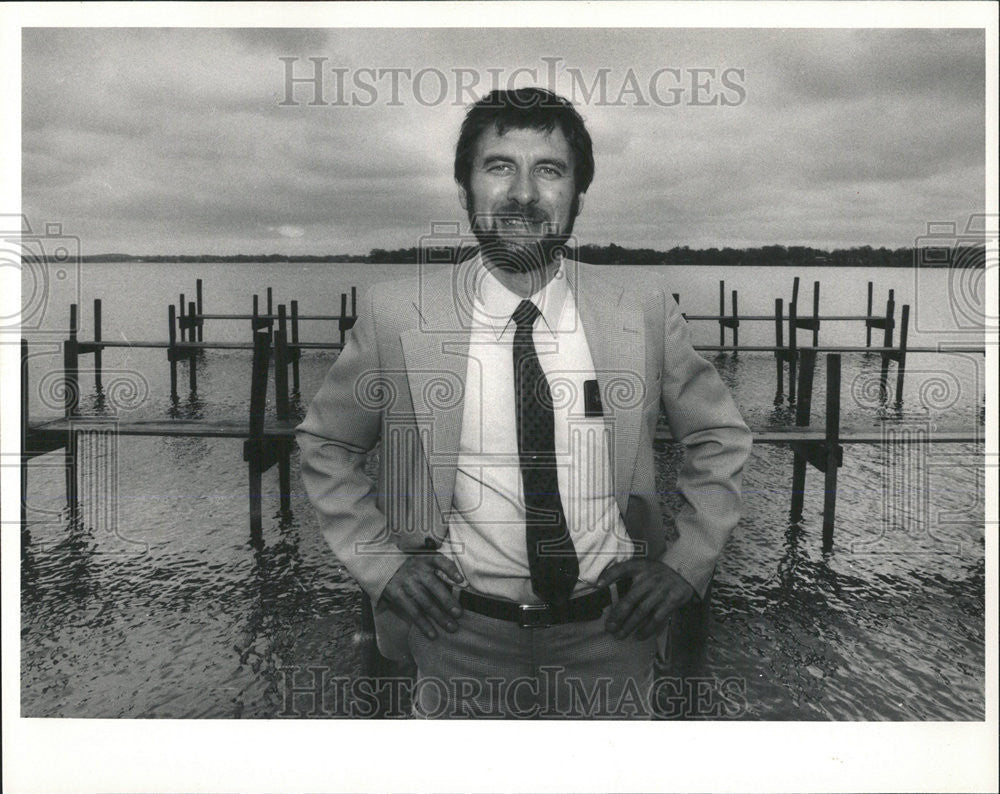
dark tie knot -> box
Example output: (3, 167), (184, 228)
(512, 299), (541, 330)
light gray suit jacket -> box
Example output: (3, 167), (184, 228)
(296, 258), (752, 659)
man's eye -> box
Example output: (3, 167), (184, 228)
(537, 166), (563, 178)
(488, 163), (514, 173)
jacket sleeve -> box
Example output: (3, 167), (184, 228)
(295, 285), (409, 604)
(657, 289), (753, 598)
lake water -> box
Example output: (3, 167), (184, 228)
(20, 262), (986, 719)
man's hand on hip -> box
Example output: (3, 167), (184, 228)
(597, 559), (695, 641)
(379, 553), (464, 640)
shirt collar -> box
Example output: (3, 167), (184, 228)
(473, 254), (569, 341)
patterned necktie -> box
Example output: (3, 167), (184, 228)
(511, 299), (579, 604)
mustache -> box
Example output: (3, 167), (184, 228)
(489, 206), (552, 225)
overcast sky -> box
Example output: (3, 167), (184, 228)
(21, 27), (985, 255)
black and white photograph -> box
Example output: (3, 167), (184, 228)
(2, 2), (997, 792)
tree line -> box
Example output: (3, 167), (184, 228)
(80, 242), (985, 267)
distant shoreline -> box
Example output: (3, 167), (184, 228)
(76, 259), (969, 268)
(74, 241), (984, 270)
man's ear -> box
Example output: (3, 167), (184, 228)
(458, 184), (468, 211)
(576, 192), (585, 216)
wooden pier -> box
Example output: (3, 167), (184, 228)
(22, 275), (984, 546)
(19, 273), (986, 705)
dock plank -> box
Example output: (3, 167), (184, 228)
(26, 419), (981, 445)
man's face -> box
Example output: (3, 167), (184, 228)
(460, 123), (585, 273)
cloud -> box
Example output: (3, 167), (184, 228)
(21, 27), (986, 254)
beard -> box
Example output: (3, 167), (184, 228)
(468, 199), (578, 278)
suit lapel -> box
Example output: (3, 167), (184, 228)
(567, 261), (646, 517)
(399, 258), (476, 520)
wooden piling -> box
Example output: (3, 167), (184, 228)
(774, 298), (784, 401)
(718, 280), (726, 346)
(788, 301), (798, 404)
(245, 330), (271, 539)
(196, 278), (204, 342)
(275, 306), (290, 421)
(64, 307), (81, 512)
(822, 354), (842, 549)
(865, 281), (874, 348)
(179, 294), (187, 342)
(93, 299), (103, 391)
(732, 289), (739, 351)
(351, 286), (357, 316)
(789, 348), (816, 521)
(188, 301), (198, 393)
(879, 290), (896, 402)
(168, 304), (178, 399)
(812, 281), (820, 347)
(894, 305), (910, 406)
(290, 300), (301, 394)
(66, 305), (79, 416)
(267, 287), (273, 319)
(275, 308), (292, 515)
(339, 293), (349, 345)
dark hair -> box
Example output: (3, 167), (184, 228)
(453, 87), (595, 196)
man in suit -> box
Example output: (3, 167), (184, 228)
(297, 87), (752, 718)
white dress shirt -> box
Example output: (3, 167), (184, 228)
(444, 257), (635, 603)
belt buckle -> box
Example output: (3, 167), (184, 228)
(519, 603), (551, 628)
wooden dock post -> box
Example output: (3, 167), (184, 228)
(187, 301), (198, 393)
(716, 281), (739, 352)
(290, 300), (301, 394)
(732, 289), (740, 352)
(251, 293), (273, 338)
(65, 305), (80, 417)
(93, 299), (103, 391)
(811, 281), (820, 347)
(275, 306), (290, 421)
(718, 280), (726, 346)
(879, 290), (896, 401)
(895, 304), (910, 403)
(64, 305), (81, 512)
(179, 294), (187, 342)
(339, 293), (349, 346)
(167, 304), (178, 399)
(774, 298), (785, 402)
(267, 287), (273, 324)
(788, 300), (798, 404)
(351, 286), (357, 317)
(275, 306), (292, 515)
(787, 279), (821, 354)
(892, 304), (910, 406)
(787, 349), (845, 545)
(865, 281), (874, 349)
(789, 348), (816, 521)
(195, 278), (204, 342)
(245, 330), (271, 539)
(822, 354), (842, 550)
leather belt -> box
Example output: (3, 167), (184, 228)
(457, 579), (631, 629)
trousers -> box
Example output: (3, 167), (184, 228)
(406, 605), (659, 719)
